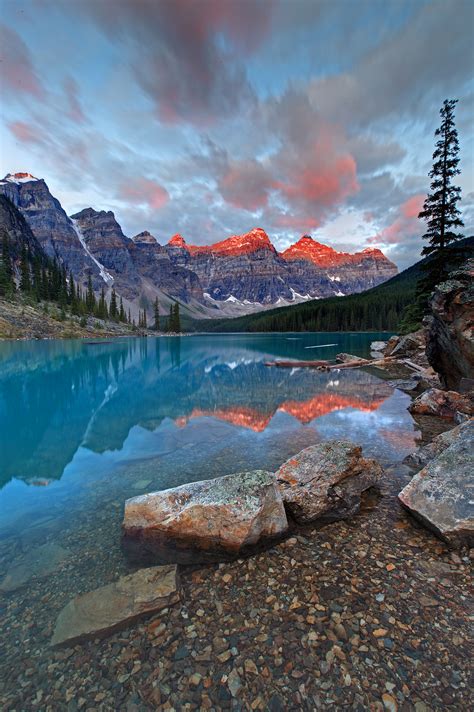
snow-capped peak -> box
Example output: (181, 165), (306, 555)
(0, 172), (40, 185)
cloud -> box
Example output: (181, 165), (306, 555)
(118, 177), (169, 210)
(0, 24), (45, 98)
(308, 0), (474, 127)
(80, 0), (271, 125)
(367, 194), (425, 246)
(218, 159), (271, 211)
(8, 120), (43, 144)
(64, 76), (86, 123)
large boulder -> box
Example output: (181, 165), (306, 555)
(275, 441), (383, 525)
(51, 565), (179, 648)
(425, 260), (474, 390)
(122, 470), (288, 564)
(398, 421), (473, 548)
(389, 329), (426, 359)
(404, 421), (471, 470)
(408, 388), (473, 420)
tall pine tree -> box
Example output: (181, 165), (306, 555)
(153, 298), (160, 331)
(400, 99), (464, 333)
(419, 99), (463, 255)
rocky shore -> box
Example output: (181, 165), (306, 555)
(0, 264), (472, 710)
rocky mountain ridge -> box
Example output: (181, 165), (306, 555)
(0, 173), (398, 318)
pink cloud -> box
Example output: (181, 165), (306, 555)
(273, 214), (320, 230)
(0, 24), (45, 98)
(401, 194), (425, 218)
(8, 121), (43, 144)
(271, 124), (360, 214)
(368, 194), (425, 246)
(218, 160), (271, 211)
(119, 178), (169, 210)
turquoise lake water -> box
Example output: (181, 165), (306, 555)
(0, 333), (420, 593)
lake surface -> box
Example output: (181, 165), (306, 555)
(0, 332), (420, 597)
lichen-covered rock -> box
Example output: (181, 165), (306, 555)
(425, 260), (474, 390)
(398, 420), (474, 548)
(276, 441), (383, 525)
(51, 565), (179, 647)
(122, 470), (288, 564)
(409, 388), (473, 419)
(404, 421), (471, 470)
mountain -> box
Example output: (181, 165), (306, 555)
(165, 228), (397, 308)
(0, 194), (44, 261)
(187, 236), (474, 333)
(0, 172), (398, 319)
(0, 173), (102, 285)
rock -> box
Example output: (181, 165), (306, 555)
(0, 543), (70, 593)
(425, 260), (474, 390)
(51, 565), (179, 647)
(335, 353), (367, 364)
(371, 341), (388, 352)
(276, 441), (383, 525)
(122, 470), (288, 564)
(390, 329), (425, 358)
(398, 420), (473, 548)
(404, 421), (470, 470)
(408, 388), (473, 419)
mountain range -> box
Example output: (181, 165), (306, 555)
(0, 172), (398, 318)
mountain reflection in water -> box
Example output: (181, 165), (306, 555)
(0, 334), (419, 495)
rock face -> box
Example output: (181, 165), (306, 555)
(404, 421), (470, 470)
(0, 174), (101, 285)
(51, 565), (179, 647)
(425, 260), (474, 390)
(398, 420), (473, 548)
(122, 470), (288, 564)
(409, 388), (473, 419)
(166, 230), (398, 306)
(276, 442), (383, 525)
(0, 194), (44, 262)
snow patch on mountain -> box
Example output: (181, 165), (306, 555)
(70, 218), (114, 286)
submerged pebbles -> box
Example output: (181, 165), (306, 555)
(0, 461), (471, 710)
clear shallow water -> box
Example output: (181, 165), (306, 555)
(0, 333), (419, 576)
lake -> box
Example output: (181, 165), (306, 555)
(0, 334), (421, 630)
(0, 332), (426, 704)
(0, 333), (420, 545)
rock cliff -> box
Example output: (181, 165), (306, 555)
(425, 259), (474, 390)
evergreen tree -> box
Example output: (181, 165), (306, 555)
(400, 99), (465, 330)
(419, 99), (463, 256)
(417, 99), (464, 296)
(86, 274), (96, 313)
(168, 304), (174, 332)
(110, 287), (118, 321)
(143, 309), (147, 329)
(0, 231), (14, 297)
(173, 302), (181, 333)
(19, 245), (31, 293)
(153, 297), (160, 331)
(119, 296), (126, 322)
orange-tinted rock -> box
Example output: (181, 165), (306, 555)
(276, 441), (383, 524)
(408, 388), (473, 419)
(51, 565), (179, 648)
(122, 470), (288, 564)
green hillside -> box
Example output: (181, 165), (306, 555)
(186, 237), (473, 333)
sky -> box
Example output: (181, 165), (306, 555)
(0, 0), (473, 269)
